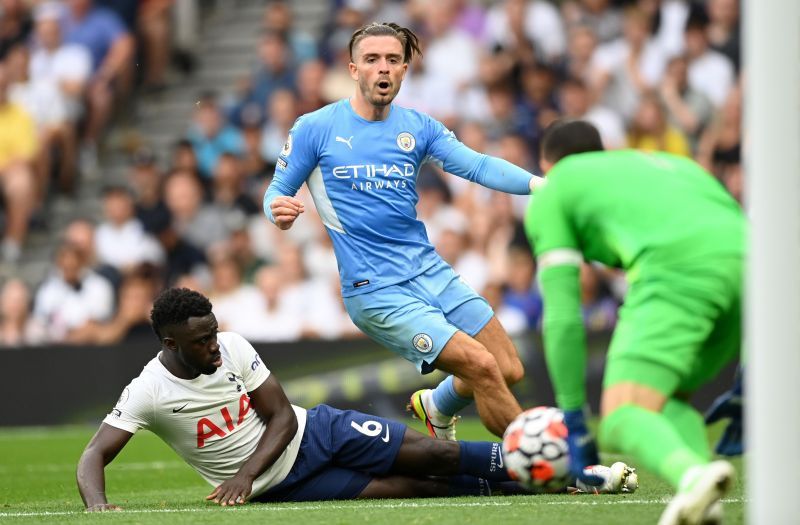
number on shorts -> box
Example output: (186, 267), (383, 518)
(350, 420), (383, 437)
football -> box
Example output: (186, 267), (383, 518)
(502, 406), (571, 492)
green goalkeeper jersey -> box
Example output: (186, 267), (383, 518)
(525, 150), (746, 410)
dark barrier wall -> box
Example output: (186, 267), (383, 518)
(0, 332), (737, 427)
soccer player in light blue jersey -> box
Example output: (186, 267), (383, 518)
(264, 23), (543, 438)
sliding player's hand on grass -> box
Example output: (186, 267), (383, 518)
(704, 369), (743, 456)
(563, 409), (604, 487)
(206, 473), (254, 506)
(270, 196), (304, 230)
(86, 503), (122, 512)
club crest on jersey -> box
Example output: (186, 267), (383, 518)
(397, 132), (415, 152)
(412, 333), (433, 353)
(115, 387), (130, 407)
(281, 135), (293, 157)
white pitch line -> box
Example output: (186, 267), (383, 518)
(0, 461), (187, 474)
(0, 497), (745, 518)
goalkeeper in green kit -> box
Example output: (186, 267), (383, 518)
(525, 120), (745, 525)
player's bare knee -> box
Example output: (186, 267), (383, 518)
(601, 382), (667, 417)
(502, 358), (525, 386)
(463, 352), (503, 388)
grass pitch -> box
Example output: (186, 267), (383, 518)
(0, 419), (744, 524)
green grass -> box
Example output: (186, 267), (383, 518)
(0, 419), (744, 524)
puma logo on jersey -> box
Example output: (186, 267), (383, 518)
(335, 135), (354, 149)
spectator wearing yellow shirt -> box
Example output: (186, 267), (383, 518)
(627, 92), (690, 157)
(0, 63), (37, 262)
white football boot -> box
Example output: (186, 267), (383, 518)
(658, 461), (735, 525)
(570, 462), (639, 494)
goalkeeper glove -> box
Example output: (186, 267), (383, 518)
(563, 409), (604, 486)
(704, 368), (743, 456)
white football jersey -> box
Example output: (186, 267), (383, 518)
(103, 331), (307, 496)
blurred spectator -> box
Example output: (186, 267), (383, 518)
(260, 89), (298, 165)
(697, 84), (742, 179)
(502, 245), (542, 330)
(251, 264), (302, 342)
(481, 280), (527, 337)
(580, 263), (617, 332)
(65, 267), (158, 344)
(6, 44), (66, 200)
(294, 59), (329, 115)
(262, 0), (317, 64)
(558, 76), (625, 149)
(211, 153), (260, 225)
(221, 226), (266, 284)
(240, 123), (268, 179)
(163, 169), (230, 251)
(419, 0), (481, 116)
(683, 6), (734, 108)
(33, 241), (114, 342)
(30, 3), (93, 193)
(433, 206), (489, 293)
(232, 29), (297, 127)
(128, 148), (170, 235)
(276, 242), (348, 340)
(0, 0), (32, 61)
(706, 0), (740, 71)
(137, 0), (173, 91)
(650, 0), (690, 59)
(562, 0), (623, 44)
(170, 138), (198, 173)
(485, 0), (566, 64)
(590, 6), (667, 122)
(658, 54), (713, 152)
(207, 253), (265, 339)
(152, 220), (209, 289)
(62, 0), (135, 166)
(63, 216), (125, 290)
(95, 186), (164, 274)
(0, 63), (37, 262)
(558, 24), (599, 84)
(0, 278), (44, 346)
(519, 65), (559, 136)
(187, 92), (244, 179)
(627, 92), (690, 156)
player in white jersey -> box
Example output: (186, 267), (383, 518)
(265, 22), (545, 439)
(76, 288), (636, 510)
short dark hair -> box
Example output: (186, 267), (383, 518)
(349, 22), (422, 64)
(150, 287), (213, 340)
(540, 119), (604, 164)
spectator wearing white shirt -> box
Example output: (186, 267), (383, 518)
(163, 170), (230, 253)
(28, 2), (92, 194)
(683, 7), (734, 108)
(558, 76), (626, 149)
(419, 0), (480, 117)
(30, 2), (92, 123)
(485, 0), (566, 64)
(95, 186), (164, 274)
(207, 254), (266, 341)
(589, 6), (667, 122)
(33, 242), (114, 342)
(251, 264), (302, 342)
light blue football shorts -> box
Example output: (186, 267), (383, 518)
(342, 260), (494, 374)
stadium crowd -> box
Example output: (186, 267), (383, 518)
(0, 0), (743, 347)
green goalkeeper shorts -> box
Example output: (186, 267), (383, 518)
(603, 256), (743, 396)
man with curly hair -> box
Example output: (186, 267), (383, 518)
(76, 287), (635, 510)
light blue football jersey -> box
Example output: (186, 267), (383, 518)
(264, 99), (534, 297)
